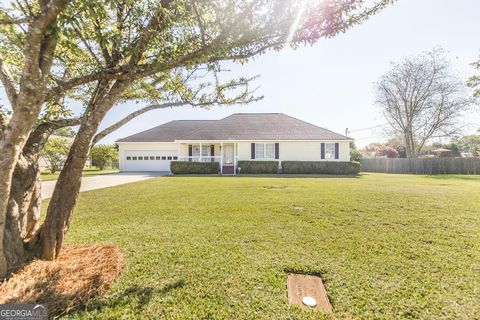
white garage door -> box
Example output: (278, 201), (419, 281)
(124, 150), (177, 171)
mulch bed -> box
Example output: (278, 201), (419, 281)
(0, 243), (124, 317)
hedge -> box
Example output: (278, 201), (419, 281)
(281, 161), (361, 175)
(237, 161), (279, 174)
(170, 161), (219, 174)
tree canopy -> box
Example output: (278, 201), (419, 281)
(0, 0), (393, 277)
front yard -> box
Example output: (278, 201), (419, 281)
(52, 173), (480, 319)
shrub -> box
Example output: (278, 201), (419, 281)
(91, 145), (118, 170)
(350, 149), (363, 162)
(237, 161), (279, 174)
(170, 161), (219, 174)
(377, 146), (399, 158)
(282, 161), (360, 175)
(40, 137), (71, 173)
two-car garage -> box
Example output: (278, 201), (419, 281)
(123, 150), (177, 171)
(119, 142), (179, 172)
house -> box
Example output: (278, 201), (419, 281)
(116, 113), (353, 173)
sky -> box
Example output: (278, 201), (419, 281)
(1, 0), (480, 147)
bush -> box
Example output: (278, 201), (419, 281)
(377, 146), (399, 158)
(40, 137), (71, 173)
(237, 161), (279, 174)
(91, 145), (118, 170)
(350, 149), (363, 162)
(282, 161), (360, 175)
(170, 161), (219, 174)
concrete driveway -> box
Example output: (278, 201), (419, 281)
(41, 172), (168, 199)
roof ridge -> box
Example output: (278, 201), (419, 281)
(280, 113), (344, 135)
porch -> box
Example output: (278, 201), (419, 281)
(177, 142), (237, 174)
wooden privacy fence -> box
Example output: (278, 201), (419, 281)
(360, 158), (480, 174)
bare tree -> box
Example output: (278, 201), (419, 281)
(467, 55), (480, 98)
(376, 49), (473, 158)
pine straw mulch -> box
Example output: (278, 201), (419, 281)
(0, 243), (124, 317)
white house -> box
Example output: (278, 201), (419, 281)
(116, 113), (353, 173)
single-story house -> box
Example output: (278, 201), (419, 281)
(116, 113), (353, 173)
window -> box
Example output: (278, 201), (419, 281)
(162, 156), (166, 160)
(201, 146), (210, 157)
(138, 156), (143, 160)
(126, 156), (131, 160)
(132, 156), (137, 160)
(255, 143), (264, 159)
(144, 156), (149, 160)
(266, 143), (275, 159)
(325, 143), (335, 160)
(255, 143), (275, 159)
(173, 156), (178, 160)
(150, 156), (155, 160)
(156, 156), (161, 160)
(192, 145), (200, 156)
(167, 156), (172, 160)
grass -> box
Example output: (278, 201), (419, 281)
(41, 167), (119, 181)
(44, 173), (480, 319)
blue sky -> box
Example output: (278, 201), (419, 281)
(2, 0), (480, 147)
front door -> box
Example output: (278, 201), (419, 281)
(224, 145), (234, 164)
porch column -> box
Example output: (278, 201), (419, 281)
(199, 142), (203, 162)
(177, 143), (181, 160)
(220, 142), (223, 173)
(233, 142), (236, 175)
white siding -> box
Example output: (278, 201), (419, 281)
(237, 141), (350, 163)
(119, 140), (351, 172)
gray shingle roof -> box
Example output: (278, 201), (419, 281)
(117, 113), (351, 142)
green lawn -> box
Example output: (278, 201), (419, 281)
(40, 167), (119, 181)
(50, 173), (480, 319)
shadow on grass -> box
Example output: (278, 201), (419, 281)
(283, 267), (328, 279)
(69, 280), (185, 317)
(425, 174), (480, 181)
(166, 174), (364, 179)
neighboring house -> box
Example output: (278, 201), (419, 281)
(116, 113), (353, 174)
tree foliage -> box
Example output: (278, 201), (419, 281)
(377, 146), (399, 158)
(467, 56), (480, 98)
(453, 134), (480, 157)
(40, 137), (72, 173)
(0, 0), (393, 276)
(90, 145), (118, 170)
(54, 127), (76, 138)
(376, 48), (473, 158)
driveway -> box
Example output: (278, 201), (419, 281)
(41, 172), (168, 199)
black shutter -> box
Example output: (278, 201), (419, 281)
(188, 144), (192, 156)
(210, 145), (215, 156)
(335, 143), (339, 159)
(321, 143), (325, 159)
(251, 143), (255, 159)
(275, 143), (279, 159)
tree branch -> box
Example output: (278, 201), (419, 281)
(93, 102), (184, 144)
(0, 55), (18, 105)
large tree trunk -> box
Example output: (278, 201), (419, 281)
(0, 0), (68, 277)
(3, 155), (42, 272)
(3, 118), (80, 274)
(0, 101), (45, 277)
(38, 81), (130, 260)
